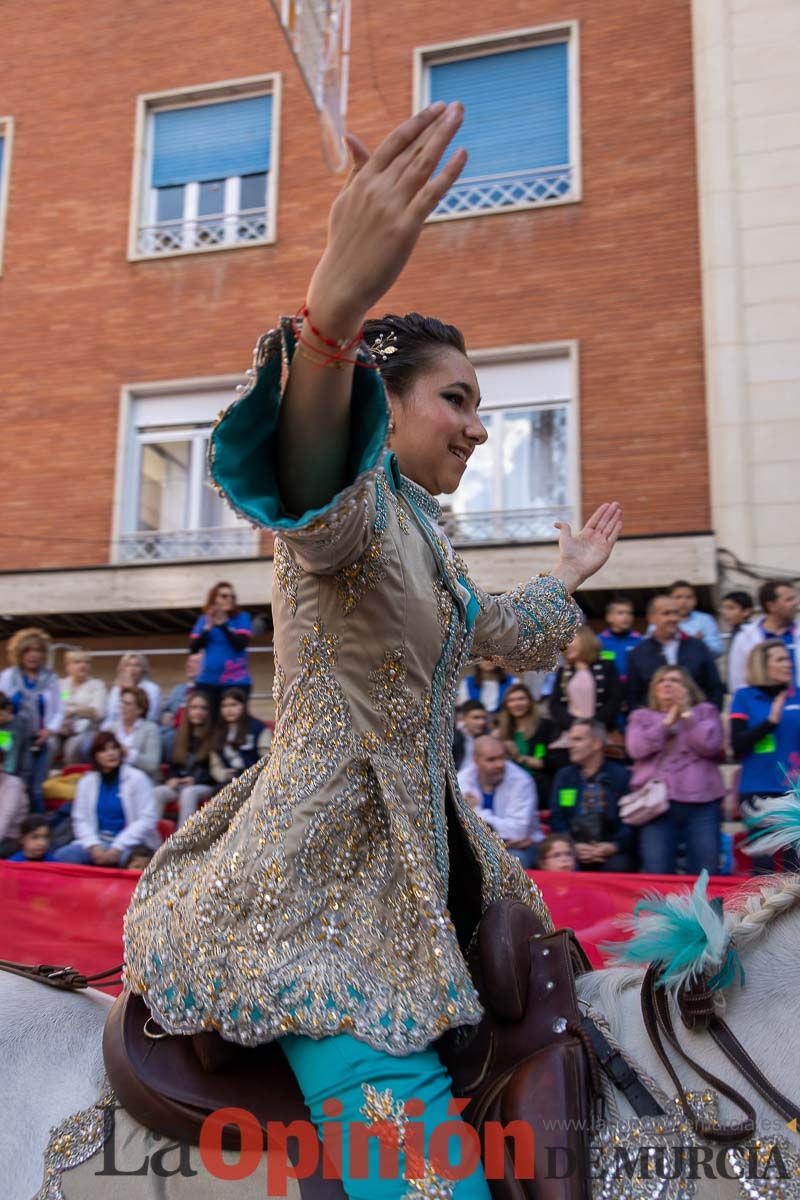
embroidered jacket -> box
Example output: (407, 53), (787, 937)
(123, 320), (581, 1054)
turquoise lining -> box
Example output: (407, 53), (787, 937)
(210, 322), (390, 532)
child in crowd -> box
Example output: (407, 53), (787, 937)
(126, 845), (156, 872)
(720, 590), (754, 636)
(536, 833), (577, 872)
(598, 595), (641, 686)
(7, 814), (57, 862)
(210, 687), (272, 788)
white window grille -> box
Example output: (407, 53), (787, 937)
(115, 388), (258, 563)
(131, 77), (281, 259)
(444, 349), (579, 545)
(415, 24), (580, 221)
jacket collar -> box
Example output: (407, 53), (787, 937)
(384, 451), (443, 523)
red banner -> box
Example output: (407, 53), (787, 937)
(0, 862), (751, 985)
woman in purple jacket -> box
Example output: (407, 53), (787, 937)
(625, 665), (725, 874)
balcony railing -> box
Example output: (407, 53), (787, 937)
(117, 527), (258, 563)
(137, 206), (268, 255)
(433, 164), (573, 218)
(441, 507), (572, 546)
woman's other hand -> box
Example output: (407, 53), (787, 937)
(552, 502), (623, 593)
(769, 689), (788, 725)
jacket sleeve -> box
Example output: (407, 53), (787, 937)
(461, 569), (582, 675)
(547, 770), (571, 834)
(699, 612), (724, 658)
(727, 629), (754, 697)
(209, 319), (390, 575)
(595, 661), (622, 728)
(625, 646), (649, 712)
(548, 669), (572, 731)
(46, 674), (65, 734)
(128, 722), (161, 778)
(697, 648), (724, 709)
(684, 703), (724, 759)
(625, 709), (669, 761)
(729, 688), (775, 758)
(72, 775), (100, 850)
(112, 770), (159, 854)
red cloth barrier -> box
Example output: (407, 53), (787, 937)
(0, 862), (754, 990)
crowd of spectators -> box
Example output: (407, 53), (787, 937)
(456, 578), (800, 875)
(1, 575), (798, 878)
(0, 582), (271, 869)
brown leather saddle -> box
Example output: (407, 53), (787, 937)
(103, 990), (346, 1197)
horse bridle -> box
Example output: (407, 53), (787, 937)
(641, 962), (800, 1143)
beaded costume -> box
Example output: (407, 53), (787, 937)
(123, 319), (581, 1054)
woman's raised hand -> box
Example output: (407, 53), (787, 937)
(552, 502), (624, 594)
(306, 102), (467, 339)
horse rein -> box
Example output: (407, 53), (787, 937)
(641, 962), (800, 1143)
(0, 958), (123, 992)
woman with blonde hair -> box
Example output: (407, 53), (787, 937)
(548, 625), (622, 775)
(730, 641), (800, 871)
(626, 664), (724, 874)
(59, 649), (108, 763)
(106, 652), (161, 725)
(0, 627), (63, 812)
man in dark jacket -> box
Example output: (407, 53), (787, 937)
(627, 594), (724, 710)
(549, 721), (635, 871)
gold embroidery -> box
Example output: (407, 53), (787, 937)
(273, 538), (301, 616)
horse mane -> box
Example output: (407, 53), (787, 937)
(727, 871), (800, 951)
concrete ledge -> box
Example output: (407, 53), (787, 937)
(0, 533), (717, 618)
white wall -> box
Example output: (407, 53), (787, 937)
(693, 0), (800, 573)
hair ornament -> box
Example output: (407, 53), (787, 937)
(369, 331), (399, 363)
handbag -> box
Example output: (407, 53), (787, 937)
(618, 777), (669, 826)
(619, 738), (671, 826)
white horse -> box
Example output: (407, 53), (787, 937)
(4, 834), (800, 1197)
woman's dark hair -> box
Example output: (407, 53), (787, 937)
(363, 312), (466, 398)
(213, 687), (250, 752)
(89, 731), (123, 769)
(19, 814), (50, 837)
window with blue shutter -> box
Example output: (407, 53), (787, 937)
(427, 40), (574, 217)
(138, 91), (275, 257)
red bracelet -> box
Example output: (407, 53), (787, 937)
(295, 304), (363, 352)
(296, 333), (377, 372)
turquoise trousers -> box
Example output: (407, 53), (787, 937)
(281, 1033), (492, 1199)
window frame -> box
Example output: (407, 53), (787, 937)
(113, 376), (260, 563)
(0, 116), (15, 275)
(127, 74), (282, 262)
(445, 340), (581, 545)
(412, 22), (581, 223)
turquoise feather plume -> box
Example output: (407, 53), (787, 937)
(603, 870), (744, 993)
(742, 783), (800, 856)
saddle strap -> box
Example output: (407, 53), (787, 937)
(708, 1016), (800, 1125)
(0, 958), (123, 992)
(579, 1016), (665, 1118)
(641, 964), (756, 1144)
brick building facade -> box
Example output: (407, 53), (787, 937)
(0, 0), (711, 702)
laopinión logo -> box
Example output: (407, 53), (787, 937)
(96, 1097), (536, 1196)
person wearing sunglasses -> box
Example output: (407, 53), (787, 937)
(189, 581), (253, 719)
